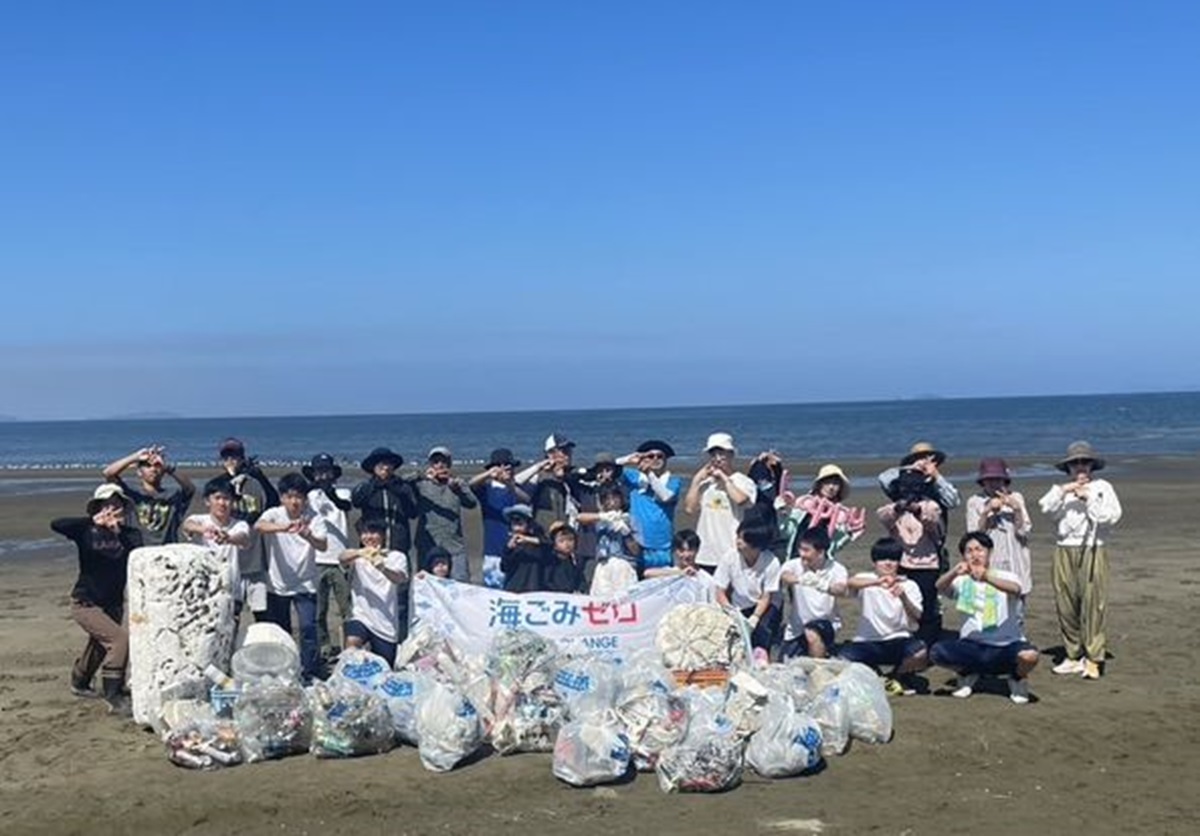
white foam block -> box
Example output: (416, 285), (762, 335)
(127, 544), (236, 729)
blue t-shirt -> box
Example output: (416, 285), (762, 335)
(622, 467), (682, 552)
(473, 482), (520, 557)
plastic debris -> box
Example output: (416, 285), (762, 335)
(308, 680), (395, 758)
(234, 680), (313, 762)
(552, 713), (632, 786)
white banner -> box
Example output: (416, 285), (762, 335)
(411, 574), (712, 658)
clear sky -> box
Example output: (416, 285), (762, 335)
(2, 1), (1197, 419)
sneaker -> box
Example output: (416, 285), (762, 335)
(1008, 678), (1030, 704)
(896, 676), (919, 696)
(1053, 658), (1084, 675)
(951, 674), (979, 699)
(1081, 659), (1102, 680)
(883, 677), (905, 697)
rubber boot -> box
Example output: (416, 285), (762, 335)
(101, 673), (132, 717)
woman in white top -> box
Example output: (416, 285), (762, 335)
(1038, 441), (1122, 681)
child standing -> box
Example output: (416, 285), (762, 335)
(254, 473), (328, 683)
(340, 520), (409, 667)
(500, 504), (548, 593)
(578, 484), (641, 598)
(182, 477), (251, 611)
(544, 521), (585, 594)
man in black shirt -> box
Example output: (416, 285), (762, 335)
(103, 444), (195, 546)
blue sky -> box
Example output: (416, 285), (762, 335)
(2, 1), (1197, 419)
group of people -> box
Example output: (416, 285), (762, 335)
(52, 431), (1121, 715)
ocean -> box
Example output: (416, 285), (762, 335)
(1, 391), (1198, 471)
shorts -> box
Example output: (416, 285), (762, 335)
(344, 620), (398, 668)
(238, 574), (268, 612)
(838, 637), (926, 671)
(780, 619), (837, 658)
(930, 639), (1037, 677)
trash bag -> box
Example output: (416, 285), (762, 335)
(835, 662), (893, 744)
(234, 680), (312, 762)
(724, 671), (770, 739)
(331, 648), (392, 692)
(756, 661), (811, 704)
(164, 719), (242, 770)
(808, 682), (851, 757)
(614, 679), (688, 772)
(555, 655), (621, 721)
(656, 604), (746, 671)
(655, 686), (744, 793)
(375, 671), (420, 745)
(415, 675), (483, 772)
(308, 680), (395, 758)
(552, 714), (632, 787)
(745, 693), (824, 778)
(485, 629), (565, 754)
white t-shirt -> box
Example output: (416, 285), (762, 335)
(779, 557), (847, 639)
(851, 572), (922, 642)
(695, 473), (758, 567)
(945, 571), (1026, 646)
(308, 487), (352, 566)
(185, 514), (251, 595)
(259, 506), (328, 596)
(713, 548), (781, 610)
(349, 550), (409, 643)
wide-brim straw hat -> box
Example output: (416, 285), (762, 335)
(810, 464), (851, 498)
(901, 441), (946, 466)
(1056, 440), (1105, 473)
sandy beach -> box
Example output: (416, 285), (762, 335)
(1, 457), (1198, 835)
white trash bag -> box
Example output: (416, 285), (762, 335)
(331, 648), (392, 692)
(835, 662), (893, 744)
(552, 713), (632, 787)
(414, 675), (483, 773)
(375, 671), (420, 745)
(745, 693), (824, 778)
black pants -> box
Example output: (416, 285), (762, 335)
(906, 568), (942, 647)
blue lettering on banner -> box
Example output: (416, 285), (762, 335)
(524, 600), (551, 627)
(583, 635), (619, 650)
(489, 598), (522, 628)
(552, 600), (581, 626)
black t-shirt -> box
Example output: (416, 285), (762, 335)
(51, 517), (143, 606)
(117, 478), (193, 546)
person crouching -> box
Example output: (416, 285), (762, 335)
(931, 531), (1039, 704)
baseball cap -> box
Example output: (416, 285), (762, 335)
(544, 433), (575, 453)
(428, 445), (453, 461)
(704, 432), (736, 453)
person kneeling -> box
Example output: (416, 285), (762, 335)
(340, 519), (409, 668)
(931, 531), (1039, 705)
(839, 537), (929, 696)
(778, 528), (848, 660)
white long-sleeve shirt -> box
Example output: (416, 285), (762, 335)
(1038, 478), (1122, 546)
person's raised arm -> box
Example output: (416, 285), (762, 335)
(937, 561), (968, 592)
(1087, 483), (1122, 526)
(102, 447), (156, 482)
(684, 464), (710, 515)
(983, 569), (1022, 596)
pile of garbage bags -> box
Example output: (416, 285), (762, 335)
(153, 614), (893, 794)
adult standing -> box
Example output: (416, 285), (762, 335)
(412, 445), (478, 582)
(469, 448), (531, 589)
(1038, 441), (1122, 680)
(51, 484), (143, 715)
(303, 453), (353, 661)
(619, 440), (683, 572)
(684, 432), (757, 570)
(102, 444), (195, 545)
(352, 447), (416, 642)
(965, 458), (1033, 595)
(516, 433), (584, 533)
(218, 437), (279, 618)
(878, 442), (961, 513)
(351, 447), (416, 554)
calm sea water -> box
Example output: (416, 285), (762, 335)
(1, 392), (1198, 471)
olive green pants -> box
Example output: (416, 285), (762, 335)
(1052, 545), (1109, 662)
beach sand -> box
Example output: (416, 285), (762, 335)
(1, 458), (1198, 834)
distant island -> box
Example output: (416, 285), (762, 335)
(104, 411), (185, 420)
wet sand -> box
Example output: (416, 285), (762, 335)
(1, 458), (1198, 835)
